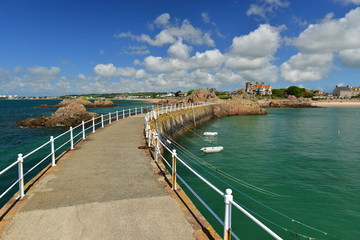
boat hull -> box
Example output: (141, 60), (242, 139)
(200, 146), (224, 153)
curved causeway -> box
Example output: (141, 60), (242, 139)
(0, 114), (213, 240)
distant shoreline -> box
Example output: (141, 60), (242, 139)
(127, 98), (161, 103)
(311, 101), (360, 107)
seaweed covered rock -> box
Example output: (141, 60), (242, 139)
(17, 103), (98, 127)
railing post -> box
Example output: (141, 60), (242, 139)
(135, 107), (137, 115)
(92, 117), (95, 133)
(116, 111), (119, 121)
(123, 109), (125, 119)
(141, 106), (143, 114)
(172, 149), (177, 190)
(109, 112), (111, 124)
(82, 120), (85, 139)
(224, 189), (233, 240)
(101, 114), (104, 128)
(17, 154), (25, 198)
(70, 127), (74, 149)
(145, 122), (149, 138)
(129, 108), (131, 117)
(154, 134), (159, 162)
(148, 130), (152, 147)
(50, 136), (56, 167)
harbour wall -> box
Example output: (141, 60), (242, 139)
(150, 100), (267, 139)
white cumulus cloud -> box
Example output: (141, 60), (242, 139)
(93, 64), (137, 77)
(334, 0), (360, 5)
(154, 13), (170, 27)
(27, 66), (60, 76)
(115, 14), (215, 47)
(225, 56), (271, 70)
(292, 8), (360, 53)
(230, 24), (281, 58)
(338, 48), (360, 68)
(192, 49), (225, 69)
(247, 0), (289, 20)
(281, 53), (334, 82)
(167, 38), (192, 59)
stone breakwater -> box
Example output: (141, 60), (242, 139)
(257, 99), (317, 108)
(150, 100), (266, 139)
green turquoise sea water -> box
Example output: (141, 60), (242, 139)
(0, 99), (152, 208)
(168, 107), (360, 240)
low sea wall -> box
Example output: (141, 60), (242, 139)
(150, 100), (267, 139)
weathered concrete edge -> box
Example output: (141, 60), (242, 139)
(147, 105), (222, 239)
(144, 140), (221, 240)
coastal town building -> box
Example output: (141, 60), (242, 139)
(315, 91), (326, 96)
(333, 85), (360, 98)
(245, 82), (272, 95)
(176, 92), (187, 97)
(230, 88), (245, 95)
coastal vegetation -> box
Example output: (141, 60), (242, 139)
(61, 92), (167, 99)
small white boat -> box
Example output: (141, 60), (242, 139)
(203, 132), (218, 136)
(200, 146), (224, 153)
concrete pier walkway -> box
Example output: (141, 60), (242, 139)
(1, 115), (197, 240)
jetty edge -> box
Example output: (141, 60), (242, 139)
(149, 100), (266, 139)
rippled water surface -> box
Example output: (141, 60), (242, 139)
(170, 108), (360, 240)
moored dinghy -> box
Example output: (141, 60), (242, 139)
(203, 132), (218, 136)
(200, 146), (224, 153)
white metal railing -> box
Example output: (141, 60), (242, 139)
(144, 102), (283, 240)
(0, 105), (152, 205)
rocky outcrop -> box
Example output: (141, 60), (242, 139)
(258, 99), (317, 108)
(156, 88), (219, 106)
(36, 97), (116, 108)
(17, 103), (98, 127)
(92, 99), (116, 107)
(156, 99), (179, 106)
(184, 88), (218, 103)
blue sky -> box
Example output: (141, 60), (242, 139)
(1, 0), (360, 96)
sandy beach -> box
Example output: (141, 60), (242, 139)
(311, 101), (360, 107)
(125, 98), (161, 103)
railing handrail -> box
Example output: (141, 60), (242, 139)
(0, 104), (154, 204)
(144, 102), (283, 240)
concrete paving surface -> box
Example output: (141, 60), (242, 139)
(1, 115), (195, 240)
